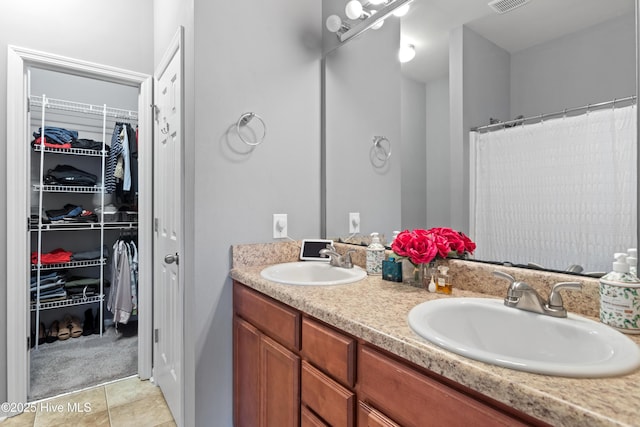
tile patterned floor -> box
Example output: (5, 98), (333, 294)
(1, 376), (175, 427)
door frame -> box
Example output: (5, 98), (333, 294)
(5, 45), (153, 405)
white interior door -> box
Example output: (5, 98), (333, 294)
(153, 27), (184, 426)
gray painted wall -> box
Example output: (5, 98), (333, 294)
(401, 76), (427, 230)
(0, 0), (154, 407)
(445, 14), (635, 234)
(191, 0), (321, 425)
(324, 19), (402, 243)
(511, 13), (635, 118)
(425, 76), (450, 229)
(449, 26), (511, 234)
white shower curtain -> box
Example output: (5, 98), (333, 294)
(470, 104), (637, 273)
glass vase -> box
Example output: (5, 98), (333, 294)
(403, 261), (437, 290)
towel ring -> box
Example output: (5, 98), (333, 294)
(236, 112), (266, 146)
(372, 136), (391, 162)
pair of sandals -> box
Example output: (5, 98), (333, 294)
(42, 314), (82, 342)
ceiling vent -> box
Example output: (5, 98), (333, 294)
(488, 0), (530, 14)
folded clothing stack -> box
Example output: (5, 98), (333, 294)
(44, 164), (97, 186)
(33, 126), (78, 145)
(30, 271), (67, 302)
(45, 203), (98, 223)
(64, 276), (109, 300)
(32, 126), (107, 152)
(30, 245), (109, 265)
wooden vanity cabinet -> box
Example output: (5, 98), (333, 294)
(233, 283), (301, 427)
(358, 345), (544, 427)
(234, 281), (547, 427)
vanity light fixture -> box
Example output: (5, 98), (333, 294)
(398, 43), (416, 63)
(326, 0), (414, 43)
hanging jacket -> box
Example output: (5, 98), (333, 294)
(107, 240), (133, 324)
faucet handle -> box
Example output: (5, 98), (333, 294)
(547, 282), (582, 309)
(493, 270), (516, 284)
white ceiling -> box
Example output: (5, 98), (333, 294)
(400, 0), (635, 83)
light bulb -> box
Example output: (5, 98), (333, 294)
(370, 11), (384, 29)
(326, 15), (343, 33)
(398, 44), (416, 63)
(345, 0), (364, 20)
(393, 4), (410, 17)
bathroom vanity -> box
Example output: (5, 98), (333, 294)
(231, 241), (640, 427)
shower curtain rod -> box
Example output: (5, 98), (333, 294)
(472, 95), (637, 132)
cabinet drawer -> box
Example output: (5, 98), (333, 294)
(302, 360), (355, 427)
(302, 317), (356, 387)
(358, 401), (400, 427)
(233, 282), (301, 350)
(302, 406), (329, 427)
(358, 346), (530, 427)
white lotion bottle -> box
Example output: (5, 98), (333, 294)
(366, 232), (385, 275)
(599, 253), (640, 334)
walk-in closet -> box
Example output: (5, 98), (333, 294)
(28, 68), (140, 400)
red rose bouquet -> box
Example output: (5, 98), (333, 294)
(391, 227), (476, 266)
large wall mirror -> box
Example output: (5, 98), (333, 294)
(322, 0), (637, 275)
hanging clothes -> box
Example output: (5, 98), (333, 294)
(105, 123), (125, 194)
(106, 122), (137, 204)
(108, 240), (132, 324)
(107, 237), (138, 324)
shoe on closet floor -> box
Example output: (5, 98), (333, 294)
(45, 320), (59, 343)
(70, 315), (83, 338)
(58, 315), (72, 340)
(82, 309), (94, 336)
(38, 322), (46, 345)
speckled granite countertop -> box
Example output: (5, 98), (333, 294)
(230, 241), (640, 427)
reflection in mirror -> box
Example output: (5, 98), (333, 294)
(322, 0), (637, 275)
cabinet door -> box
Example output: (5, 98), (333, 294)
(261, 335), (300, 427)
(358, 401), (400, 427)
(234, 317), (260, 427)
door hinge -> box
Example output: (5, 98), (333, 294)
(154, 328), (159, 343)
(154, 218), (159, 232)
(27, 336), (31, 350)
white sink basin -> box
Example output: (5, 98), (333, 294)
(260, 262), (367, 286)
(408, 298), (640, 377)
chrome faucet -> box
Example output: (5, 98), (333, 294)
(319, 244), (355, 268)
(493, 271), (582, 318)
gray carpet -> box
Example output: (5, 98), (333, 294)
(29, 322), (137, 401)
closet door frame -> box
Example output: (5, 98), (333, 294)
(6, 45), (153, 405)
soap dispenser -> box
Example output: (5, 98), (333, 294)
(599, 253), (640, 334)
(366, 232), (385, 276)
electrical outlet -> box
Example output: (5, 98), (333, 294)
(349, 212), (360, 233)
(273, 214), (288, 238)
